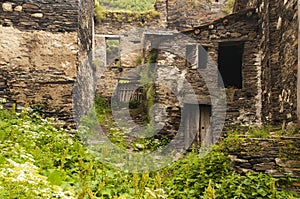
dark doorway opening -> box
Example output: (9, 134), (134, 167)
(218, 42), (244, 88)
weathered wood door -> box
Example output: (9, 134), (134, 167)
(183, 104), (211, 149)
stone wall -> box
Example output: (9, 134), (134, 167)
(95, 11), (163, 33)
(0, 0), (95, 126)
(0, 0), (78, 32)
(155, 0), (227, 30)
(73, 0), (96, 124)
(94, 0), (228, 99)
(233, 0), (258, 12)
(94, 0), (299, 130)
(94, 6), (263, 128)
(227, 136), (300, 193)
(259, 0), (298, 125)
(183, 9), (261, 127)
(94, 10), (163, 98)
(133, 9), (260, 147)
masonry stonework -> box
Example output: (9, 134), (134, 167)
(227, 136), (300, 193)
(94, 0), (298, 132)
(0, 0), (298, 130)
(0, 0), (95, 125)
(155, 0), (227, 30)
(0, 0), (299, 189)
(94, 9), (164, 98)
(259, 0), (298, 125)
(184, 9), (261, 126)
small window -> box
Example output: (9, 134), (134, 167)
(105, 37), (120, 66)
(186, 44), (197, 68)
(218, 42), (244, 88)
(186, 44), (208, 69)
(198, 45), (208, 69)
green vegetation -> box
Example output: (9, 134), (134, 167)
(223, 0), (236, 15)
(134, 56), (143, 66)
(96, 0), (156, 12)
(0, 107), (298, 198)
(93, 95), (169, 152)
(225, 125), (299, 138)
(161, 149), (297, 199)
(139, 50), (158, 123)
(94, 1), (160, 23)
(106, 39), (120, 67)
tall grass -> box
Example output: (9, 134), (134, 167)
(97, 0), (156, 11)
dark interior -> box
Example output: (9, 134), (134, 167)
(218, 42), (244, 88)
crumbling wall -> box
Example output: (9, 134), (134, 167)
(0, 27), (78, 122)
(0, 0), (78, 31)
(95, 11), (163, 33)
(94, 11), (163, 98)
(259, 0), (298, 125)
(233, 0), (258, 12)
(227, 136), (300, 193)
(183, 9), (261, 126)
(160, 0), (227, 30)
(138, 9), (260, 147)
(0, 0), (95, 125)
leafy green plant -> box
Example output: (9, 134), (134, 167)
(0, 107), (298, 198)
(129, 100), (140, 109)
(135, 56), (143, 66)
(247, 126), (271, 138)
(204, 180), (216, 199)
(94, 4), (106, 21)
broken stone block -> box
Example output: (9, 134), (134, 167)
(2, 19), (13, 26)
(31, 13), (44, 18)
(2, 3), (13, 12)
(254, 162), (275, 171)
(14, 6), (22, 12)
(275, 158), (285, 167)
(22, 3), (39, 9)
(286, 160), (300, 168)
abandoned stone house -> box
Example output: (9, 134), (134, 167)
(0, 0), (298, 140)
(94, 0), (298, 146)
(0, 0), (299, 190)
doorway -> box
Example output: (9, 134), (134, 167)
(183, 104), (212, 148)
(218, 42), (244, 88)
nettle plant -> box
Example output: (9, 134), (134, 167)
(0, 109), (76, 198)
(0, 106), (298, 198)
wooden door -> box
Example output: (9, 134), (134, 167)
(199, 105), (212, 146)
(183, 104), (211, 149)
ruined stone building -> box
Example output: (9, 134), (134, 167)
(0, 0), (95, 125)
(0, 0), (298, 135)
(94, 0), (298, 145)
(0, 0), (299, 190)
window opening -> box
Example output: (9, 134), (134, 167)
(218, 42), (244, 88)
(105, 37), (120, 67)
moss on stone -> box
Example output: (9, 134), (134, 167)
(95, 4), (160, 23)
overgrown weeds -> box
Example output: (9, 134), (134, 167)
(0, 107), (298, 198)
